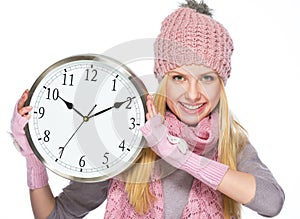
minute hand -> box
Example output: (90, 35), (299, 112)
(88, 97), (135, 119)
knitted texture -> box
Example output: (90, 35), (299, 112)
(104, 178), (164, 219)
(11, 101), (49, 189)
(26, 154), (49, 189)
(165, 110), (219, 157)
(165, 111), (228, 190)
(104, 155), (224, 218)
(154, 7), (234, 83)
(141, 111), (228, 190)
(182, 172), (224, 219)
(104, 112), (225, 218)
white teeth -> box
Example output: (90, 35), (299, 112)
(182, 103), (203, 110)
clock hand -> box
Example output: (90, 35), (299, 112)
(61, 120), (85, 151)
(88, 97), (136, 119)
(58, 95), (84, 118)
(60, 104), (97, 156)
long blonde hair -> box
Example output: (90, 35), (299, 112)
(125, 76), (248, 218)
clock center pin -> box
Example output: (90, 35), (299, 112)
(83, 116), (89, 122)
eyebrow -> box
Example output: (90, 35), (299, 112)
(168, 70), (217, 76)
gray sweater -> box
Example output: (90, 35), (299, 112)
(48, 143), (284, 218)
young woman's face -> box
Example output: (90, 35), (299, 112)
(166, 64), (221, 125)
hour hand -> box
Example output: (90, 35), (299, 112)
(58, 95), (84, 118)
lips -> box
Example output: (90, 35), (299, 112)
(180, 102), (206, 114)
(169, 101), (209, 125)
(181, 102), (204, 110)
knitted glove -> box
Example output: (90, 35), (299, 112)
(141, 114), (229, 190)
(10, 101), (48, 189)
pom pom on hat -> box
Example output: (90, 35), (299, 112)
(180, 0), (213, 16)
(154, 0), (234, 83)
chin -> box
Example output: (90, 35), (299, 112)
(179, 114), (203, 126)
(181, 109), (210, 124)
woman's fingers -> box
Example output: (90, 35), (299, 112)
(146, 95), (158, 120)
(17, 89), (29, 111)
(19, 106), (32, 116)
(18, 89), (32, 119)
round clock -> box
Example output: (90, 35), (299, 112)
(25, 54), (147, 182)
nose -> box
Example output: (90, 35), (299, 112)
(185, 80), (202, 101)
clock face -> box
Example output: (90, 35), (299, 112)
(25, 54), (147, 182)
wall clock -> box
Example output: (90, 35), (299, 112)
(25, 54), (147, 182)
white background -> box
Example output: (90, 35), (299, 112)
(1, 0), (299, 218)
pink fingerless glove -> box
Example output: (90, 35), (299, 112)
(141, 114), (229, 190)
(10, 102), (48, 189)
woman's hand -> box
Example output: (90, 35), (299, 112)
(145, 95), (158, 120)
(18, 89), (32, 119)
(11, 89), (34, 156)
(141, 94), (228, 191)
(11, 89), (49, 190)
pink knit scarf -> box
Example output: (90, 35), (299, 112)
(165, 110), (219, 158)
(104, 111), (224, 219)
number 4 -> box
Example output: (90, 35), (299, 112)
(119, 140), (130, 152)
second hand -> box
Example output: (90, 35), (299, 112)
(60, 104), (97, 157)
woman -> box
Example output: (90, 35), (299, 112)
(11, 1), (284, 218)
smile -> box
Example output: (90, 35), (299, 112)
(181, 103), (204, 110)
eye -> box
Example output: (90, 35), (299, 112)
(200, 74), (217, 82)
(172, 74), (185, 81)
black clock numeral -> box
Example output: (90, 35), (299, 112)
(79, 155), (86, 167)
(125, 96), (132, 109)
(62, 73), (74, 86)
(129, 117), (138, 130)
(85, 69), (97, 81)
(102, 152), (109, 168)
(43, 130), (50, 142)
(119, 140), (125, 151)
(112, 75), (118, 91)
(58, 146), (65, 158)
(118, 139), (130, 152)
(39, 107), (45, 118)
(45, 87), (59, 100)
(34, 107), (45, 119)
(112, 79), (116, 91)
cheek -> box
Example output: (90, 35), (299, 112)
(165, 81), (184, 112)
(205, 84), (221, 108)
(165, 85), (177, 112)
(166, 81), (185, 102)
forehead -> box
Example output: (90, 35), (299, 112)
(172, 64), (215, 76)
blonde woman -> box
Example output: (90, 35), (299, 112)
(11, 1), (284, 218)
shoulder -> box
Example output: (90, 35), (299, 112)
(236, 143), (266, 173)
(237, 143), (258, 162)
(236, 143), (278, 182)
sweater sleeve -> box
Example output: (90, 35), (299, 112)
(47, 180), (109, 219)
(237, 143), (285, 217)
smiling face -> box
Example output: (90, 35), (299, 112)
(165, 64), (221, 125)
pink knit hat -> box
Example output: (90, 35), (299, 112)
(154, 4), (234, 83)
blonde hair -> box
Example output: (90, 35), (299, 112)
(124, 76), (167, 214)
(125, 76), (248, 218)
(218, 78), (249, 218)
